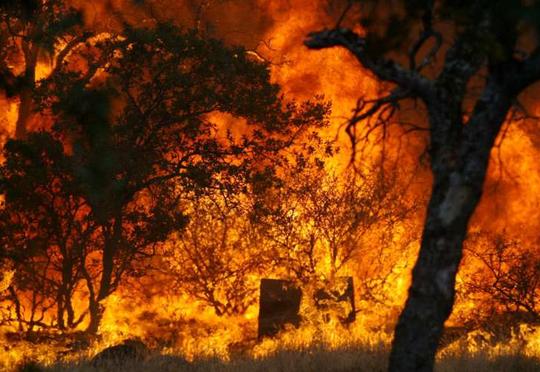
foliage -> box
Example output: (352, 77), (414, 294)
(0, 23), (328, 333)
(0, 132), (92, 331)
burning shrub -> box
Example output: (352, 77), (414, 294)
(163, 190), (273, 316)
(461, 232), (540, 326)
(256, 156), (415, 286)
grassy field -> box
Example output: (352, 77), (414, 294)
(28, 346), (540, 372)
(9, 322), (540, 372)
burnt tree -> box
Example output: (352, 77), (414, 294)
(3, 23), (327, 334)
(0, 0), (89, 138)
(306, 1), (540, 371)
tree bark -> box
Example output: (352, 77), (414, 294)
(87, 296), (103, 335)
(388, 171), (482, 371)
(388, 81), (512, 370)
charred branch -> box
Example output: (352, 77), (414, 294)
(305, 28), (434, 99)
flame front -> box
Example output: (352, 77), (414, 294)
(0, 1), (539, 370)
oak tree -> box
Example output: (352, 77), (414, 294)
(1, 23), (327, 334)
(306, 1), (540, 370)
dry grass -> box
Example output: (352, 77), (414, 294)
(30, 346), (539, 372)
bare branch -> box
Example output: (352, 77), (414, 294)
(350, 87), (410, 128)
(52, 32), (93, 76)
(305, 28), (434, 99)
(409, 1), (441, 72)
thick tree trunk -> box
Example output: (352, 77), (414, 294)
(388, 169), (484, 371)
(387, 71), (513, 371)
(304, 17), (530, 372)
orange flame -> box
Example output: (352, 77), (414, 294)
(0, 0), (539, 369)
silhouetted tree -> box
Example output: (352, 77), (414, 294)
(163, 129), (335, 316)
(164, 189), (272, 316)
(306, 1), (540, 370)
(1, 23), (327, 334)
(0, 133), (94, 332)
(0, 0), (90, 138)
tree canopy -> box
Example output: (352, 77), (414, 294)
(0, 22), (328, 334)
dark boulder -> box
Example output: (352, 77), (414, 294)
(91, 338), (149, 367)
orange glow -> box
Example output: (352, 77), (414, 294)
(0, 1), (539, 370)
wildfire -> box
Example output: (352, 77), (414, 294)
(0, 0), (539, 371)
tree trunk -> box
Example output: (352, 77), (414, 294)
(57, 292), (65, 330)
(81, 255), (101, 334)
(98, 242), (114, 301)
(84, 248), (111, 334)
(388, 169), (484, 371)
(66, 296), (75, 328)
(86, 217), (121, 334)
(387, 70), (513, 371)
(303, 16), (528, 372)
(87, 296), (103, 335)
(15, 86), (34, 139)
(9, 286), (24, 332)
(15, 42), (38, 139)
